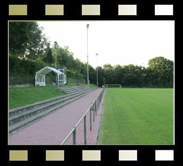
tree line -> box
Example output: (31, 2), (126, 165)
(9, 22), (95, 84)
(97, 56), (173, 87)
(9, 22), (173, 87)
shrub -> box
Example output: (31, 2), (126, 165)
(9, 54), (86, 85)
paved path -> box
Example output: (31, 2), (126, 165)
(9, 88), (105, 145)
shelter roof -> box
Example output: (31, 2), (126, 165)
(36, 66), (63, 75)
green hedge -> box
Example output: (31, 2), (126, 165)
(9, 54), (85, 85)
(9, 54), (49, 77)
(66, 69), (84, 80)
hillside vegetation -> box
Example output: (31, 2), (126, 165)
(9, 85), (66, 109)
(9, 54), (85, 85)
(9, 22), (173, 88)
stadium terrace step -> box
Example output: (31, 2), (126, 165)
(9, 91), (88, 124)
(58, 86), (91, 94)
(9, 87), (92, 117)
(9, 86), (97, 133)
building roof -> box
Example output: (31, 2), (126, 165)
(36, 66), (63, 75)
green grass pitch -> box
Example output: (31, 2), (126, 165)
(97, 88), (173, 145)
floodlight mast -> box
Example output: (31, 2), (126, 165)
(54, 42), (59, 86)
(96, 53), (99, 86)
(86, 24), (90, 85)
(54, 42), (57, 69)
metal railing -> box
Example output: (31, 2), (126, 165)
(60, 88), (105, 145)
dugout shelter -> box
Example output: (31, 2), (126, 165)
(35, 66), (67, 86)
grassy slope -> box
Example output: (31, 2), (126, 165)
(9, 85), (66, 109)
(98, 88), (173, 145)
(9, 83), (98, 109)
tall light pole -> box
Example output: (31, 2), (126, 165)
(96, 53), (99, 86)
(54, 41), (57, 69)
(54, 41), (59, 86)
(86, 24), (90, 85)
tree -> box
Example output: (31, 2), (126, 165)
(54, 46), (75, 70)
(113, 65), (122, 84)
(148, 57), (173, 87)
(97, 57), (173, 88)
(97, 66), (105, 86)
(89, 65), (96, 84)
(74, 58), (83, 73)
(80, 63), (87, 83)
(59, 47), (69, 67)
(43, 44), (53, 64)
(122, 64), (136, 87)
(102, 64), (113, 83)
(9, 22), (47, 59)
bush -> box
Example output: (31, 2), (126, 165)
(66, 69), (84, 80)
(9, 54), (86, 85)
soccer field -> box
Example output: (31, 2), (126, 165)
(97, 88), (173, 145)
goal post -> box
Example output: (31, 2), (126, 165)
(103, 84), (122, 88)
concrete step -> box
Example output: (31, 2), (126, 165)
(9, 89), (96, 133)
(9, 90), (91, 125)
(58, 86), (89, 89)
(62, 89), (90, 94)
(9, 88), (90, 117)
(58, 86), (91, 93)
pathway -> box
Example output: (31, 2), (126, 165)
(9, 88), (105, 145)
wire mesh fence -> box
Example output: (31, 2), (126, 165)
(9, 77), (33, 85)
(9, 75), (56, 86)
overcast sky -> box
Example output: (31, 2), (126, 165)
(38, 21), (174, 68)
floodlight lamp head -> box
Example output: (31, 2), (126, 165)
(86, 24), (89, 28)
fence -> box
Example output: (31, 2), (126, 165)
(9, 77), (33, 85)
(60, 88), (105, 145)
(9, 75), (57, 86)
(104, 84), (122, 88)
